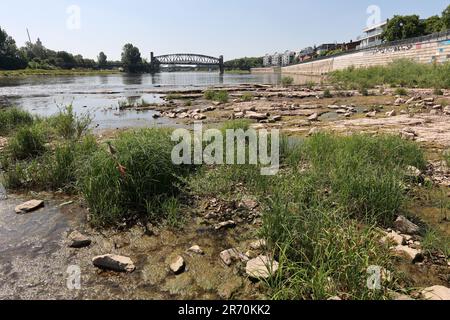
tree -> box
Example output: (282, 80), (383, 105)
(121, 44), (143, 72)
(443, 5), (450, 30)
(423, 15), (444, 34)
(98, 51), (107, 68)
(0, 26), (27, 70)
(382, 15), (424, 42)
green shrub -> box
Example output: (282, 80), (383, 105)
(7, 124), (47, 161)
(433, 87), (444, 96)
(395, 88), (408, 96)
(241, 92), (253, 102)
(305, 81), (316, 90)
(78, 129), (191, 226)
(0, 108), (34, 135)
(48, 105), (92, 140)
(323, 89), (333, 98)
(330, 59), (450, 89)
(204, 90), (229, 103)
(281, 76), (294, 87)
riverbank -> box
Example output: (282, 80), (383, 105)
(0, 68), (121, 78)
(0, 83), (449, 300)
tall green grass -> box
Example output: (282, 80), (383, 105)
(6, 124), (47, 161)
(330, 59), (450, 89)
(0, 107), (34, 135)
(204, 90), (229, 103)
(78, 129), (192, 226)
(48, 105), (92, 140)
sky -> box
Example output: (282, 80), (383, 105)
(0, 0), (448, 61)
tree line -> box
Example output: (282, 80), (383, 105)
(382, 5), (450, 42)
(0, 26), (156, 73)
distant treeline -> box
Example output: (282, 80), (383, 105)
(224, 57), (264, 71)
(0, 26), (155, 73)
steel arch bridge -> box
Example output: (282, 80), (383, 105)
(150, 52), (224, 73)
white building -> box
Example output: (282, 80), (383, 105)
(357, 21), (388, 49)
(281, 50), (295, 66)
(263, 54), (272, 67)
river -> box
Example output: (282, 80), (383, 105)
(0, 72), (281, 130)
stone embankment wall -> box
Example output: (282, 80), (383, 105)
(281, 37), (450, 76)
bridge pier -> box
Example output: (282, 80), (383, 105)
(219, 55), (224, 74)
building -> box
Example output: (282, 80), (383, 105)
(281, 50), (295, 66)
(356, 21), (387, 49)
(316, 43), (341, 55)
(263, 54), (272, 67)
(271, 52), (282, 66)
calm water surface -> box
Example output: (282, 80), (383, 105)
(0, 72), (280, 130)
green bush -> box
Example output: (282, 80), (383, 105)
(7, 124), (47, 161)
(323, 89), (333, 98)
(48, 105), (92, 140)
(330, 59), (450, 89)
(281, 76), (294, 87)
(0, 108), (34, 135)
(395, 88), (408, 96)
(241, 92), (253, 102)
(78, 129), (191, 226)
(204, 90), (229, 103)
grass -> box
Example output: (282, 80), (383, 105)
(187, 132), (429, 299)
(48, 105), (92, 140)
(330, 59), (450, 90)
(281, 76), (294, 87)
(78, 129), (192, 226)
(165, 93), (182, 101)
(445, 151), (450, 167)
(0, 107), (34, 135)
(395, 88), (408, 96)
(323, 89), (333, 98)
(204, 90), (229, 103)
(241, 92), (254, 102)
(0, 68), (119, 78)
(6, 124), (47, 161)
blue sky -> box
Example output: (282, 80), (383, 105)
(0, 0), (448, 61)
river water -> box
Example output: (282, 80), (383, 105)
(0, 72), (280, 130)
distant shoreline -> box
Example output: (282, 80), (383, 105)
(0, 69), (121, 78)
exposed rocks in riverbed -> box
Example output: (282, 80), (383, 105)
(394, 216), (421, 235)
(421, 285), (450, 300)
(170, 256), (186, 274)
(215, 220), (237, 231)
(220, 248), (249, 266)
(393, 245), (424, 264)
(188, 245), (204, 255)
(15, 200), (44, 214)
(245, 256), (279, 280)
(68, 231), (92, 248)
(92, 254), (136, 273)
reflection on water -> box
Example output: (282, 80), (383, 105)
(0, 72), (280, 130)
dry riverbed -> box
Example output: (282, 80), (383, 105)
(1, 84), (449, 300)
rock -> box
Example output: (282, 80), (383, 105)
(405, 166), (422, 179)
(234, 112), (244, 118)
(177, 112), (189, 119)
(444, 106), (450, 115)
(327, 296), (342, 301)
(272, 115), (282, 122)
(381, 231), (405, 246)
(245, 112), (267, 121)
(220, 249), (249, 266)
(421, 286), (450, 300)
(188, 245), (204, 255)
(328, 105), (341, 110)
(308, 113), (319, 121)
(170, 256), (186, 274)
(394, 216), (420, 235)
(239, 197), (258, 210)
(215, 220), (236, 231)
(68, 231), (91, 248)
(366, 111), (377, 118)
(386, 110), (396, 117)
(193, 114), (207, 120)
(432, 105), (442, 110)
(423, 97), (434, 103)
(245, 255), (279, 279)
(393, 245), (424, 263)
(92, 254), (136, 273)
(395, 98), (406, 105)
(336, 109), (347, 114)
(15, 200), (44, 214)
(174, 107), (188, 114)
(152, 113), (161, 119)
(250, 239), (267, 250)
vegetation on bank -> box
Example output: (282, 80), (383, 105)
(0, 68), (119, 77)
(280, 76), (294, 87)
(330, 59), (450, 90)
(1, 110), (448, 299)
(204, 90), (229, 103)
(224, 57), (264, 71)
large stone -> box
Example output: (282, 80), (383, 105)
(394, 216), (420, 235)
(249, 239), (267, 250)
(92, 254), (136, 272)
(393, 245), (424, 263)
(308, 113), (319, 121)
(381, 231), (405, 246)
(15, 200), (44, 214)
(246, 255), (279, 279)
(245, 112), (268, 121)
(421, 285), (450, 300)
(188, 245), (204, 255)
(68, 231), (92, 248)
(220, 249), (248, 266)
(366, 111), (377, 118)
(215, 220), (236, 231)
(170, 256), (186, 274)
